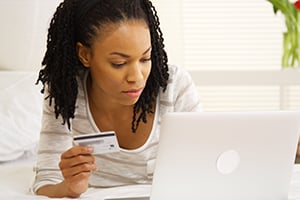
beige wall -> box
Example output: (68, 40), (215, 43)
(0, 1), (62, 71)
(151, 0), (183, 67)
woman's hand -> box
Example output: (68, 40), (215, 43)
(59, 146), (97, 197)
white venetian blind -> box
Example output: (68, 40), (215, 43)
(182, 0), (284, 70)
(154, 0), (300, 112)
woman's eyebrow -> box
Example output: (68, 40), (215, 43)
(142, 46), (152, 55)
(109, 52), (130, 58)
(109, 46), (152, 58)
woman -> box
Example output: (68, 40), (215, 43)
(32, 0), (201, 198)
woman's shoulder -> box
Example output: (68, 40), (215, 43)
(158, 64), (202, 112)
(167, 64), (193, 86)
(168, 64), (184, 75)
(158, 64), (192, 100)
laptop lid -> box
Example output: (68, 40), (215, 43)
(150, 111), (300, 200)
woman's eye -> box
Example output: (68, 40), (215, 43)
(111, 62), (126, 68)
(141, 58), (151, 63)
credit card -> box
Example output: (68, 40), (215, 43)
(73, 131), (120, 155)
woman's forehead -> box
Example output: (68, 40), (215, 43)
(89, 20), (151, 57)
(93, 19), (149, 43)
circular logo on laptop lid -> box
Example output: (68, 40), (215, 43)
(216, 149), (240, 174)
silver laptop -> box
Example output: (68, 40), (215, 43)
(106, 111), (300, 200)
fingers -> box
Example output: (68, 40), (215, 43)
(61, 146), (94, 159)
(60, 154), (95, 169)
(61, 162), (97, 178)
(57, 146), (97, 197)
(59, 146), (97, 179)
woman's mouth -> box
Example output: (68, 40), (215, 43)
(123, 88), (143, 98)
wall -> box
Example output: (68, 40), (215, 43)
(0, 0), (177, 71)
(0, 0), (61, 71)
(151, 0), (183, 67)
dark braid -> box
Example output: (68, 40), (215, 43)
(132, 0), (169, 132)
(36, 0), (84, 129)
(36, 0), (169, 133)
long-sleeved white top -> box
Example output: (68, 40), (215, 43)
(31, 65), (202, 193)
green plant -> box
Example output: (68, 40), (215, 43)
(267, 0), (300, 68)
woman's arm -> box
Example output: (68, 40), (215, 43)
(37, 181), (77, 198)
(32, 89), (97, 198)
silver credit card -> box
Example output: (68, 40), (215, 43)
(73, 131), (120, 154)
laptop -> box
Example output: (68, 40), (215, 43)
(106, 111), (300, 200)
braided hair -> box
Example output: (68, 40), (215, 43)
(36, 0), (169, 133)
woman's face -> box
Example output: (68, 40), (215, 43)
(79, 20), (152, 106)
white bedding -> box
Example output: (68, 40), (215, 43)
(0, 158), (151, 200)
(0, 158), (300, 200)
(0, 71), (42, 162)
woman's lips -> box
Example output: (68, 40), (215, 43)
(123, 88), (143, 98)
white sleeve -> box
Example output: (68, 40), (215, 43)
(172, 66), (202, 112)
(31, 92), (73, 194)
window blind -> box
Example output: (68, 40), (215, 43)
(154, 0), (300, 111)
(182, 0), (284, 70)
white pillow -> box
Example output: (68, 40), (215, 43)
(0, 71), (43, 162)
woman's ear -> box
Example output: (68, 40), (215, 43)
(76, 42), (92, 68)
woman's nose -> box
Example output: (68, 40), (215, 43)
(126, 63), (144, 83)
